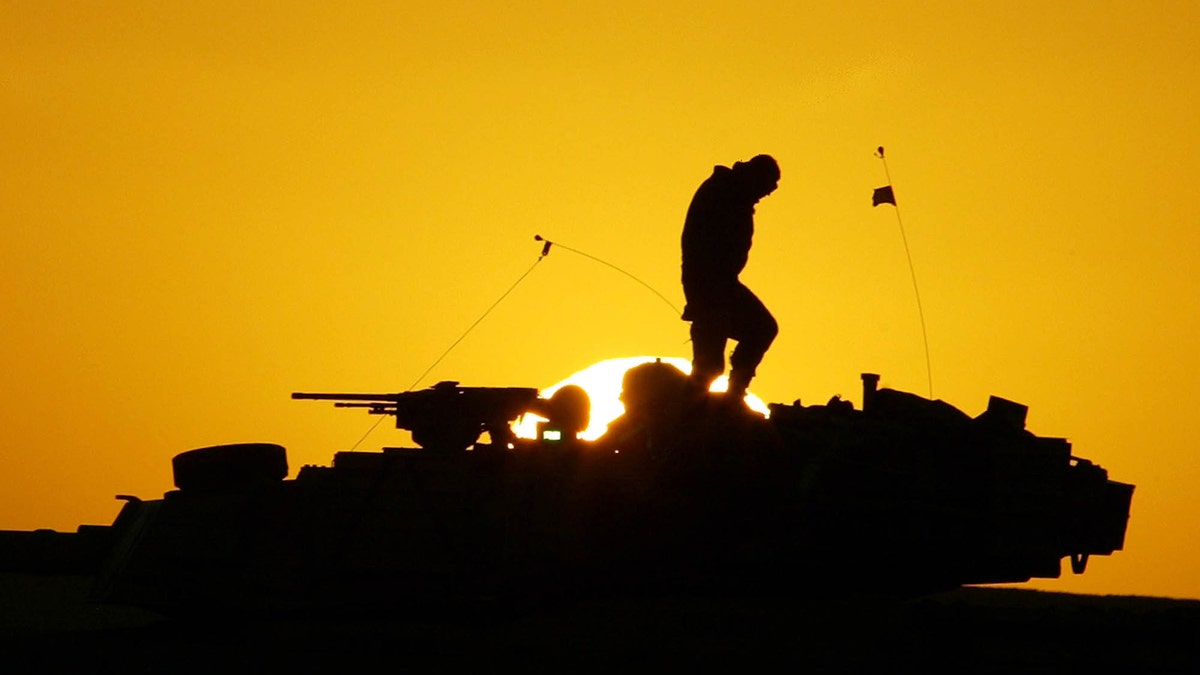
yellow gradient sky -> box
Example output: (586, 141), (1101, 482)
(3, 2), (1197, 599)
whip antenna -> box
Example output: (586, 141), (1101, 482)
(874, 146), (933, 398)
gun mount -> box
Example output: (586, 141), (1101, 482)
(0, 368), (1133, 614)
(291, 380), (591, 452)
(292, 381), (540, 452)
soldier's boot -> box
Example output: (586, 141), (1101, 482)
(725, 370), (753, 408)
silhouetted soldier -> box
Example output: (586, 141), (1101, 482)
(681, 154), (780, 404)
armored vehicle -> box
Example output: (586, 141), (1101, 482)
(0, 365), (1133, 614)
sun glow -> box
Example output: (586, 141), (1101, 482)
(513, 356), (770, 441)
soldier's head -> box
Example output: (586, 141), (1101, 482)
(733, 154), (780, 201)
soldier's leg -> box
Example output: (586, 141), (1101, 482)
(689, 318), (727, 393)
(727, 284), (778, 398)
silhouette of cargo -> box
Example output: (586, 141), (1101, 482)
(0, 367), (1133, 613)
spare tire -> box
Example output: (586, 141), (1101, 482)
(172, 443), (288, 493)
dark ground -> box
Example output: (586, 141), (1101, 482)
(1, 573), (1197, 673)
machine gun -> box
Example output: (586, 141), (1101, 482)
(293, 381), (559, 452)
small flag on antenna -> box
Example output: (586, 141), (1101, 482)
(872, 185), (895, 207)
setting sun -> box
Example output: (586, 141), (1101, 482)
(514, 356), (770, 441)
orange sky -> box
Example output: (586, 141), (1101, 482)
(3, 2), (1198, 599)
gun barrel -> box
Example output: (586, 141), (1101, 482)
(292, 392), (399, 401)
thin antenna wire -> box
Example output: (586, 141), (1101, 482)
(349, 414), (386, 451)
(349, 248), (548, 450)
(407, 252), (547, 392)
(876, 147), (933, 398)
(535, 235), (682, 317)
